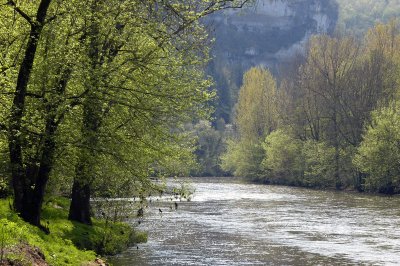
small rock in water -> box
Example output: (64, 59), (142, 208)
(137, 207), (143, 217)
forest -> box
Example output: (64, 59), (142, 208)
(221, 20), (400, 194)
(337, 0), (400, 35)
(1, 0), (400, 264)
(0, 0), (248, 264)
(192, 0), (400, 180)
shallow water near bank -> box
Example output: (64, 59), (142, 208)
(110, 177), (400, 265)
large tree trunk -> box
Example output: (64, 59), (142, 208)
(68, 89), (103, 225)
(68, 97), (102, 225)
(68, 1), (102, 225)
(69, 172), (92, 225)
(22, 108), (60, 226)
(8, 0), (52, 225)
(14, 72), (69, 226)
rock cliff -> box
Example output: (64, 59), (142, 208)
(208, 0), (338, 122)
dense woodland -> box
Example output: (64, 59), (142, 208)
(0, 0), (249, 230)
(193, 0), (400, 178)
(337, 0), (400, 35)
(221, 20), (400, 194)
(2, 0), (400, 264)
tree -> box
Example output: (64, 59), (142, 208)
(0, 0), (252, 227)
(262, 129), (303, 185)
(354, 102), (400, 194)
(66, 0), (252, 224)
(295, 27), (400, 189)
(221, 138), (265, 179)
(5, 0), (55, 227)
(221, 67), (278, 178)
(302, 140), (336, 188)
(236, 67), (278, 140)
(191, 120), (227, 177)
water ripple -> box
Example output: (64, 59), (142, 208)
(111, 178), (400, 265)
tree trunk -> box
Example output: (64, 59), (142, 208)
(8, 0), (52, 224)
(68, 94), (102, 225)
(355, 172), (364, 192)
(333, 111), (341, 190)
(68, 1), (101, 225)
(69, 172), (92, 225)
(15, 79), (65, 227)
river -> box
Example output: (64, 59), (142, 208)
(110, 178), (400, 265)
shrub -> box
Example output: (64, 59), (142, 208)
(354, 103), (400, 193)
(302, 140), (336, 188)
(262, 130), (303, 185)
(221, 139), (265, 179)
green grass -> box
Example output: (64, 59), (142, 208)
(0, 197), (145, 265)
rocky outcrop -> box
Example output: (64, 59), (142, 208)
(211, 0), (338, 68)
(207, 0), (338, 121)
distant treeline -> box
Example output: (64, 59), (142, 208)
(220, 21), (400, 194)
(337, 0), (400, 36)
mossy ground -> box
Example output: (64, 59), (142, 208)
(0, 197), (146, 265)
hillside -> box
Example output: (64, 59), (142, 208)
(337, 0), (400, 36)
(208, 0), (400, 122)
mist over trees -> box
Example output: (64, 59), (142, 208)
(337, 0), (400, 35)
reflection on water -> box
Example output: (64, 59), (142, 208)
(110, 178), (400, 265)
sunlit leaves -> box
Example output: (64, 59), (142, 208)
(236, 67), (278, 140)
(354, 102), (400, 193)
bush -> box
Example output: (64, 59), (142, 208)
(302, 140), (336, 188)
(354, 103), (400, 193)
(0, 177), (10, 199)
(262, 130), (303, 185)
(221, 139), (265, 179)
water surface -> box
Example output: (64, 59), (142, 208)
(110, 178), (400, 265)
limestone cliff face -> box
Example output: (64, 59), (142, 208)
(208, 0), (338, 122)
(211, 0), (338, 69)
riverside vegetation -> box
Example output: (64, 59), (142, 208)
(221, 20), (400, 194)
(192, 1), (400, 179)
(2, 0), (400, 264)
(0, 197), (147, 265)
(0, 0), (250, 264)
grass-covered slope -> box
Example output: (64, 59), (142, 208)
(0, 197), (144, 265)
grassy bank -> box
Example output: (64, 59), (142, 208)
(0, 197), (146, 265)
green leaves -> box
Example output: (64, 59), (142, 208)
(221, 67), (278, 179)
(262, 129), (303, 185)
(0, 0), (252, 225)
(236, 67), (278, 140)
(354, 102), (400, 193)
(222, 20), (400, 192)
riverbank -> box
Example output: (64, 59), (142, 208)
(0, 197), (146, 265)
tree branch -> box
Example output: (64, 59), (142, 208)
(7, 0), (34, 25)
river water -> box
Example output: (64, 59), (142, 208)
(110, 178), (400, 265)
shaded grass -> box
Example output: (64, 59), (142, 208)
(0, 197), (145, 265)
